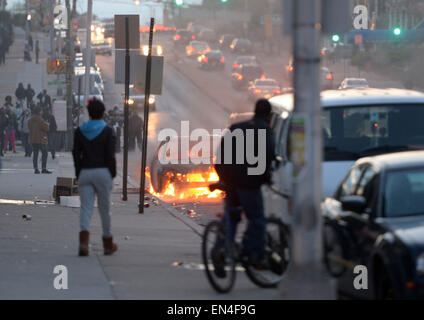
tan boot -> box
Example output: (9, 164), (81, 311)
(79, 231), (89, 256)
(102, 236), (118, 255)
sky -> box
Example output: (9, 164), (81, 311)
(7, 0), (147, 19)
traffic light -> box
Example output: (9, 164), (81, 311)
(175, 0), (183, 6)
(221, 0), (228, 2)
(331, 34), (340, 43)
(393, 27), (402, 36)
(46, 59), (66, 74)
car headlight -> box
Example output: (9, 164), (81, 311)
(143, 46), (149, 56)
(128, 98), (135, 105)
(149, 97), (156, 104)
(157, 46), (163, 55)
(417, 253), (424, 276)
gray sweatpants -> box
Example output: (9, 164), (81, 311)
(79, 168), (113, 238)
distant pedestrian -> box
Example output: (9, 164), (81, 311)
(3, 107), (17, 154)
(35, 40), (39, 64)
(28, 106), (51, 174)
(28, 35), (33, 52)
(72, 98), (117, 257)
(128, 110), (142, 151)
(20, 109), (32, 157)
(37, 89), (52, 110)
(15, 83), (26, 107)
(24, 42), (31, 61)
(43, 108), (57, 159)
(4, 96), (13, 109)
(0, 107), (7, 156)
(0, 34), (5, 66)
(26, 84), (35, 108)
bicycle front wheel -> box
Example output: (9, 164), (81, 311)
(202, 220), (237, 293)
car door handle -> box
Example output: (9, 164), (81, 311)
(267, 184), (291, 200)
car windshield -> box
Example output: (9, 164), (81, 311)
(91, 86), (100, 95)
(207, 52), (222, 59)
(384, 167), (424, 218)
(347, 79), (368, 87)
(193, 42), (208, 50)
(237, 56), (255, 64)
(323, 104), (424, 161)
(256, 80), (277, 87)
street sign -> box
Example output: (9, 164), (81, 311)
(354, 34), (363, 45)
(134, 55), (164, 95)
(46, 59), (67, 74)
(114, 15), (140, 50)
(114, 49), (140, 84)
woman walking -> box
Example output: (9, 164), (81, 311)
(72, 98), (117, 256)
(3, 108), (17, 154)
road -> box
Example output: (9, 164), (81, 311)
(95, 33), (289, 226)
(94, 33), (403, 226)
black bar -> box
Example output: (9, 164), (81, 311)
(139, 18), (155, 214)
(122, 16), (130, 201)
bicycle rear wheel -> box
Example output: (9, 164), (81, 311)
(244, 217), (290, 288)
(202, 220), (237, 293)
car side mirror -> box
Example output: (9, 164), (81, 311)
(341, 196), (366, 214)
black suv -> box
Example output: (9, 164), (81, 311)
(174, 29), (195, 46)
(231, 64), (265, 90)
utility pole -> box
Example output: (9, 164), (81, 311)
(83, 0), (93, 122)
(50, 0), (56, 58)
(25, 0), (29, 42)
(65, 0), (73, 150)
(280, 0), (335, 299)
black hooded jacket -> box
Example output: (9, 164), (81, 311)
(215, 116), (276, 189)
(72, 124), (116, 179)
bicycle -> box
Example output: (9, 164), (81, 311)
(202, 182), (291, 293)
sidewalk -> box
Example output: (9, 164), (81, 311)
(0, 27), (50, 104)
(0, 151), (282, 299)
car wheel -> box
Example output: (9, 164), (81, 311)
(375, 268), (395, 300)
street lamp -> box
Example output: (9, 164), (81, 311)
(175, 0), (183, 6)
(393, 27), (402, 36)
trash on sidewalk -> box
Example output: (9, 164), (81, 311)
(60, 196), (98, 208)
(124, 236), (131, 240)
(22, 214), (32, 221)
(53, 177), (79, 203)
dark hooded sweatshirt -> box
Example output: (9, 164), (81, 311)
(72, 120), (116, 179)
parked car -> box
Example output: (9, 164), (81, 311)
(262, 89), (424, 231)
(322, 151), (424, 299)
(232, 55), (260, 71)
(231, 64), (265, 90)
(339, 78), (370, 90)
(248, 78), (281, 101)
(197, 51), (225, 70)
(230, 38), (253, 54)
(186, 41), (211, 57)
(219, 34), (236, 49)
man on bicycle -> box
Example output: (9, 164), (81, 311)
(214, 99), (276, 272)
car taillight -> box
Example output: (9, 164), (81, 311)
(273, 89), (281, 94)
(220, 57), (225, 63)
(289, 66), (294, 72)
(325, 74), (333, 80)
(175, 35), (181, 40)
(203, 57), (209, 63)
(254, 89), (262, 94)
(260, 74), (266, 80)
(233, 63), (239, 69)
(237, 74), (243, 81)
(192, 35), (196, 40)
